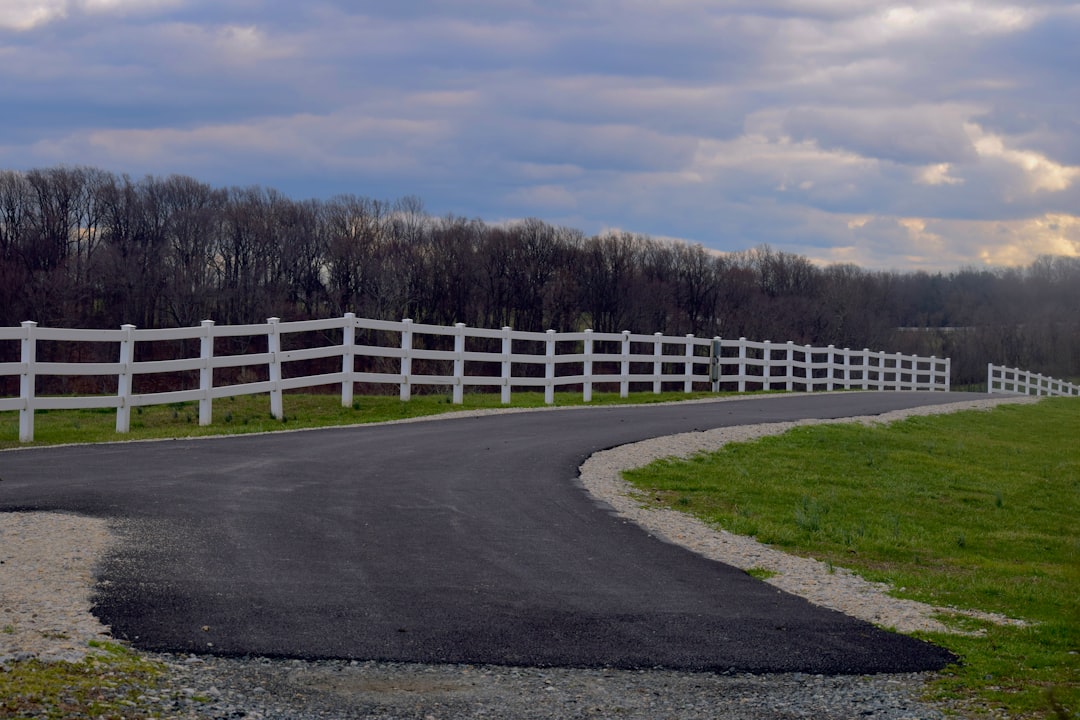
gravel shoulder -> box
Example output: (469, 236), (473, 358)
(0, 394), (1036, 719)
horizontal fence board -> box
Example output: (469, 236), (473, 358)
(35, 361), (121, 376)
(36, 395), (118, 410)
(407, 375), (456, 387)
(0, 327), (28, 341)
(34, 327), (124, 342)
(0, 398), (23, 411)
(131, 389), (204, 406)
(211, 352), (273, 369)
(461, 326), (508, 340)
(279, 372), (348, 391)
(211, 380), (273, 399)
(279, 346), (344, 364)
(354, 318), (408, 333)
(353, 345), (406, 359)
(277, 317), (350, 334)
(133, 326), (207, 342)
(461, 376), (505, 387)
(354, 372), (405, 385)
(211, 323), (273, 338)
(507, 376), (548, 387)
(133, 357), (204, 374)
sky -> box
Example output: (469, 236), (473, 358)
(2, 0), (1078, 271)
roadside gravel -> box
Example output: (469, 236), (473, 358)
(0, 394), (1036, 719)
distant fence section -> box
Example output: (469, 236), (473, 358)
(1, 315), (950, 442)
(987, 364), (1079, 397)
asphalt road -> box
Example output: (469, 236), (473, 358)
(1, 392), (972, 673)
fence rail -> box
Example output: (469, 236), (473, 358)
(2, 315), (950, 442)
(987, 364), (1080, 397)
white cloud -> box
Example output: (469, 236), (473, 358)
(0, 0), (182, 30)
(966, 123), (1080, 193)
(0, 0), (66, 30)
(916, 163), (964, 186)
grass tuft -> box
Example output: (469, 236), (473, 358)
(0, 642), (166, 719)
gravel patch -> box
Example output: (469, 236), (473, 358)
(0, 394), (1036, 718)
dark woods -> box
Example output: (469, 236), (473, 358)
(2, 166), (1078, 386)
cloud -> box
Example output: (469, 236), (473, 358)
(967, 123), (1080, 193)
(0, 0), (65, 30)
(0, 0), (182, 30)
(3, 0), (1079, 271)
(782, 104), (982, 165)
(916, 164), (965, 186)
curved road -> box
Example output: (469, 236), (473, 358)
(1, 392), (971, 673)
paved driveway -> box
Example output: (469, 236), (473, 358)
(1, 392), (969, 673)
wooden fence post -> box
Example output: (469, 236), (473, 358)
(545, 329), (556, 404)
(737, 338), (747, 392)
(19, 321), (37, 443)
(268, 317), (283, 419)
(653, 332), (663, 394)
(199, 320), (214, 425)
(763, 340), (772, 391)
(501, 326), (512, 404)
(710, 337), (722, 393)
(826, 345), (835, 391)
(116, 324), (136, 433)
(341, 313), (355, 408)
(583, 329), (594, 402)
(684, 335), (694, 393)
(804, 344), (813, 391)
(453, 323), (465, 404)
(400, 319), (413, 402)
(790, 341), (799, 390)
(620, 330), (631, 398)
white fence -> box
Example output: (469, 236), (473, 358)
(987, 364), (1080, 397)
(1, 315), (950, 442)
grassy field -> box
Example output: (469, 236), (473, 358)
(623, 397), (1079, 719)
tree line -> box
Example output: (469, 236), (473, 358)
(2, 166), (1077, 386)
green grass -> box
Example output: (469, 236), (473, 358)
(623, 397), (1080, 720)
(0, 641), (167, 719)
(0, 389), (719, 449)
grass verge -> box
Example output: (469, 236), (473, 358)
(0, 389), (719, 449)
(623, 397), (1079, 719)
